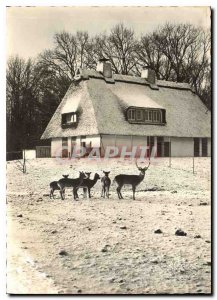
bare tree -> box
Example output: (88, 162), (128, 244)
(97, 23), (138, 75)
(39, 32), (77, 80)
(38, 30), (96, 80)
(7, 56), (38, 151)
(135, 34), (172, 79)
(6, 56), (70, 152)
(137, 23), (211, 107)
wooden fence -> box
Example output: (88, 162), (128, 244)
(36, 146), (51, 158)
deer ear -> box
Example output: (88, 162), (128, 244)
(108, 171), (110, 174)
(103, 171), (105, 174)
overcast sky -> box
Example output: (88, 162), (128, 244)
(7, 6), (210, 59)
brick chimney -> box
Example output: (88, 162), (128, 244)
(141, 68), (156, 84)
(96, 57), (112, 78)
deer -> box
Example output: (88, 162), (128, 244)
(84, 172), (91, 179)
(57, 172), (86, 200)
(113, 160), (150, 200)
(49, 175), (68, 199)
(81, 172), (91, 198)
(74, 173), (100, 199)
(101, 171), (111, 198)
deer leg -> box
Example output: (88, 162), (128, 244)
(117, 186), (123, 199)
(83, 187), (89, 199)
(119, 185), (124, 199)
(108, 184), (111, 198)
(59, 187), (64, 200)
(73, 188), (78, 200)
(101, 186), (104, 197)
(132, 186), (136, 200)
(73, 187), (78, 199)
(116, 187), (120, 199)
(50, 189), (53, 199)
(88, 188), (91, 199)
(106, 186), (109, 198)
(62, 189), (65, 200)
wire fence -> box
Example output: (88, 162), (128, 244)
(7, 150), (28, 173)
(167, 156), (211, 176)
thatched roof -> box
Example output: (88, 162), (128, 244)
(41, 69), (211, 139)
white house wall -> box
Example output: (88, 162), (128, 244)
(115, 135), (132, 148)
(51, 138), (62, 157)
(76, 137), (81, 149)
(171, 137), (194, 157)
(51, 136), (210, 158)
(101, 135), (147, 157)
(132, 136), (147, 157)
(132, 136), (147, 148)
(23, 149), (36, 159)
(101, 135), (115, 156)
(69, 135), (100, 156)
(86, 136), (101, 147)
(102, 135), (141, 148)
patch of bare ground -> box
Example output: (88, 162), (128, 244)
(7, 158), (211, 294)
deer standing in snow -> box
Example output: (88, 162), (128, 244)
(57, 172), (86, 200)
(101, 171), (111, 198)
(74, 173), (100, 199)
(114, 160), (150, 200)
(49, 175), (68, 199)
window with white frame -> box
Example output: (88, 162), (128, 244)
(127, 108), (164, 125)
(62, 112), (78, 127)
(127, 108), (135, 121)
(136, 110), (143, 121)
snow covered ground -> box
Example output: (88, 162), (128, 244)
(6, 157), (211, 294)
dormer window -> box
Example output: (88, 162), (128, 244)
(128, 109), (135, 121)
(62, 112), (78, 128)
(136, 110), (143, 121)
(127, 107), (166, 125)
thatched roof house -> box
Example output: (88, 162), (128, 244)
(41, 60), (211, 158)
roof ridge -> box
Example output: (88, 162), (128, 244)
(78, 68), (192, 90)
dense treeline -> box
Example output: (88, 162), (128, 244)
(7, 23), (211, 152)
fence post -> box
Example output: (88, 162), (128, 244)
(23, 149), (26, 173)
(169, 137), (171, 168)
